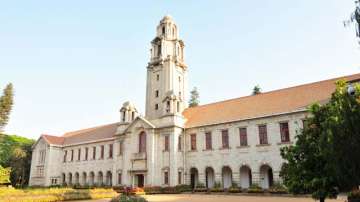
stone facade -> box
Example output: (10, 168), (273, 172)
(29, 15), (357, 189)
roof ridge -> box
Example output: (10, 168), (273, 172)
(185, 72), (360, 111)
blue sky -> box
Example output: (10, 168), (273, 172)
(0, 0), (359, 139)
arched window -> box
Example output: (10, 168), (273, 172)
(139, 132), (146, 153)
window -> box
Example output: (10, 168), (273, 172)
(118, 173), (122, 184)
(155, 90), (159, 97)
(178, 135), (182, 151)
(166, 101), (170, 112)
(85, 147), (88, 160)
(92, 147), (96, 159)
(178, 76), (181, 82)
(164, 171), (169, 185)
(122, 111), (125, 122)
(280, 122), (290, 142)
(139, 132), (146, 153)
(63, 150), (67, 162)
(156, 74), (159, 81)
(164, 135), (169, 151)
(100, 145), (104, 159)
(39, 150), (46, 163)
(155, 104), (159, 110)
(158, 44), (161, 56)
(178, 171), (182, 184)
(222, 129), (229, 148)
(205, 132), (212, 150)
(77, 148), (81, 161)
(109, 144), (113, 158)
(162, 26), (165, 34)
(239, 128), (248, 146)
(37, 166), (44, 177)
(119, 141), (123, 156)
(258, 125), (268, 145)
(177, 101), (180, 113)
(132, 112), (135, 120)
(71, 150), (74, 161)
(190, 134), (197, 151)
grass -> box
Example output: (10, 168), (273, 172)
(0, 187), (117, 202)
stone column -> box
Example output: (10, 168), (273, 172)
(232, 172), (240, 187)
(169, 129), (178, 186)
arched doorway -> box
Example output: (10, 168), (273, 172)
(74, 172), (80, 184)
(82, 172), (87, 185)
(222, 166), (232, 189)
(260, 165), (273, 189)
(97, 171), (103, 185)
(190, 167), (199, 189)
(68, 173), (73, 185)
(61, 173), (66, 185)
(205, 167), (215, 188)
(89, 172), (95, 186)
(240, 165), (252, 188)
(106, 171), (112, 186)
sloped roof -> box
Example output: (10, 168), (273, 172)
(40, 123), (119, 146)
(182, 73), (360, 128)
(41, 134), (64, 145)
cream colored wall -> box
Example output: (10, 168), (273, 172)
(184, 112), (306, 188)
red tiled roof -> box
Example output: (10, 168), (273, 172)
(41, 134), (64, 145)
(182, 73), (360, 128)
(40, 123), (119, 146)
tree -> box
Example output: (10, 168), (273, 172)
(344, 1), (360, 44)
(0, 134), (34, 187)
(0, 83), (14, 131)
(280, 80), (360, 202)
(189, 87), (200, 107)
(252, 85), (261, 95)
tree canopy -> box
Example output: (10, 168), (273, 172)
(0, 83), (14, 131)
(252, 85), (261, 95)
(280, 80), (360, 202)
(189, 87), (200, 107)
(0, 134), (34, 187)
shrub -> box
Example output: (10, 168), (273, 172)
(194, 182), (207, 192)
(175, 184), (192, 192)
(247, 183), (264, 193)
(268, 182), (287, 194)
(210, 182), (224, 192)
(349, 189), (360, 201)
(110, 194), (148, 202)
(143, 186), (162, 194)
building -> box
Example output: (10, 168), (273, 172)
(29, 15), (360, 189)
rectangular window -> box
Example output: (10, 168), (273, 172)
(280, 122), (290, 142)
(63, 150), (67, 162)
(222, 129), (229, 148)
(205, 132), (212, 150)
(155, 90), (159, 97)
(156, 74), (159, 81)
(259, 125), (268, 145)
(164, 171), (169, 185)
(158, 44), (161, 56)
(77, 148), (81, 161)
(178, 171), (182, 184)
(164, 135), (169, 151)
(190, 134), (197, 151)
(109, 144), (113, 158)
(239, 128), (248, 146)
(85, 147), (88, 160)
(71, 150), (74, 161)
(178, 135), (182, 151)
(100, 145), (104, 159)
(177, 102), (180, 113)
(92, 147), (96, 159)
(118, 173), (122, 185)
(155, 104), (159, 110)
